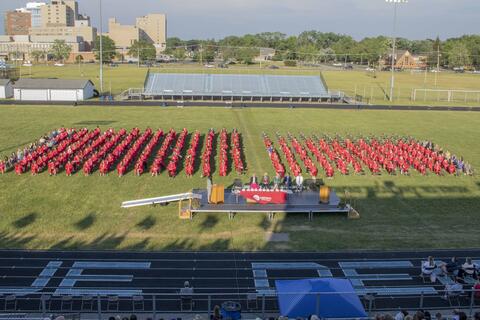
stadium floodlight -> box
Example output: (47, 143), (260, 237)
(385, 0), (408, 102)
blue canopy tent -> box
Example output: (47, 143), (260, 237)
(275, 278), (367, 319)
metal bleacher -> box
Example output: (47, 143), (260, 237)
(142, 73), (338, 101)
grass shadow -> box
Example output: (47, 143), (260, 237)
(74, 213), (96, 230)
(162, 238), (230, 251)
(259, 216), (272, 230)
(200, 215), (219, 230)
(124, 238), (151, 250)
(12, 213), (37, 229)
(136, 215), (157, 230)
(192, 133), (205, 175)
(174, 132), (192, 176)
(0, 231), (36, 248)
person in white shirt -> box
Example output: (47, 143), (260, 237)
(295, 173), (304, 192)
(180, 281), (194, 296)
(421, 256), (438, 282)
(395, 310), (408, 320)
(458, 257), (478, 279)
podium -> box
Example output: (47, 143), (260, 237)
(210, 184), (225, 204)
(319, 186), (330, 204)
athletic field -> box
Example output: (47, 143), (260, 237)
(0, 105), (478, 251)
(18, 64), (480, 106)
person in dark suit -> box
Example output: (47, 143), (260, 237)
(283, 173), (292, 189)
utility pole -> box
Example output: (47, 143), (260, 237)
(435, 45), (440, 87)
(99, 0), (104, 93)
(137, 43), (140, 68)
(386, 0), (408, 102)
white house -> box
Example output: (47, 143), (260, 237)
(0, 79), (13, 99)
(13, 79), (95, 101)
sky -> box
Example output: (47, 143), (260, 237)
(0, 0), (479, 40)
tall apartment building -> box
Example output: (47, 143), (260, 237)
(1, 0), (96, 61)
(136, 14), (167, 52)
(25, 2), (46, 28)
(107, 13), (167, 57)
(40, 0), (75, 27)
(32, 0), (96, 50)
(107, 18), (140, 48)
(4, 11), (32, 35)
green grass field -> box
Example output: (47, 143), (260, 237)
(0, 105), (479, 251)
(18, 63), (480, 106)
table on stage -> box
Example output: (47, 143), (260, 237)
(239, 188), (290, 204)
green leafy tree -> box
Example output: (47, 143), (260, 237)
(128, 40), (157, 62)
(30, 50), (46, 63)
(236, 47), (259, 64)
(172, 48), (186, 61)
(94, 35), (116, 63)
(447, 42), (471, 68)
(297, 44), (318, 63)
(49, 40), (71, 62)
(192, 41), (216, 63)
(165, 37), (186, 53)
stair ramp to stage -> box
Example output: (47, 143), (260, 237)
(121, 192), (202, 208)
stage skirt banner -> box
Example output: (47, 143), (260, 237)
(239, 190), (287, 204)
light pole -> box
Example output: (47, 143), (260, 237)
(386, 0), (407, 102)
(99, 0), (104, 93)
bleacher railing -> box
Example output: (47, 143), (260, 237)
(0, 289), (478, 319)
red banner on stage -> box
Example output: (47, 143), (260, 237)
(239, 190), (287, 204)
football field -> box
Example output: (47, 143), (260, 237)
(0, 105), (479, 251)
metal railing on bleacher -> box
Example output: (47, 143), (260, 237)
(0, 290), (478, 319)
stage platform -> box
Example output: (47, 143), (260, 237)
(190, 188), (350, 220)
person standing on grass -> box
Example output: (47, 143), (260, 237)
(207, 176), (213, 202)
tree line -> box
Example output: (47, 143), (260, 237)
(26, 32), (480, 69)
(165, 32), (480, 68)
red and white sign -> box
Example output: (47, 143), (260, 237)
(240, 190), (287, 204)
